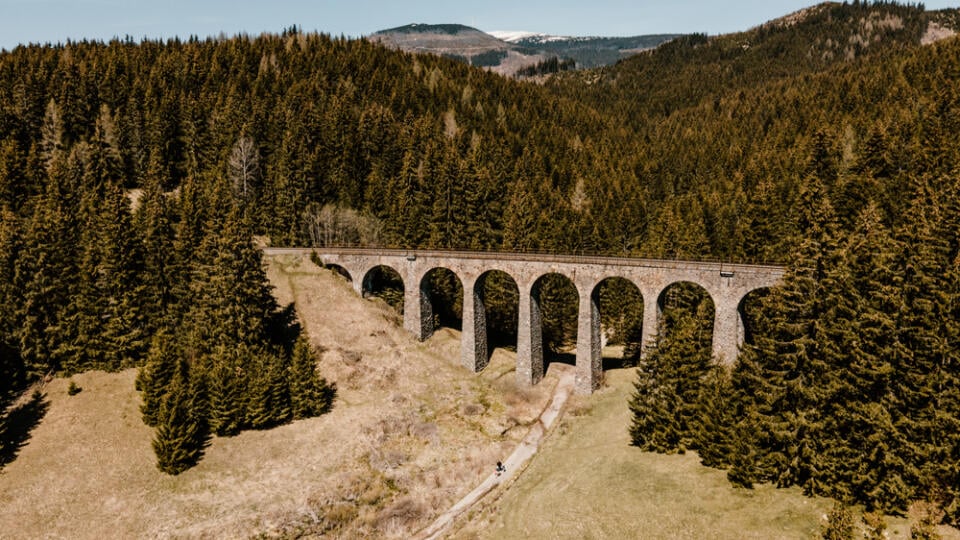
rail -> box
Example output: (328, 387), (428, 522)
(262, 246), (787, 274)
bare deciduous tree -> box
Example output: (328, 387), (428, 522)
(303, 203), (383, 247)
(228, 136), (260, 199)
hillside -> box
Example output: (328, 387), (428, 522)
(370, 23), (678, 75)
(552, 2), (958, 121)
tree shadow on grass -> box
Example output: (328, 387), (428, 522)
(602, 355), (640, 371)
(0, 391), (50, 469)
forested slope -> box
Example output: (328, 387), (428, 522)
(0, 0), (959, 521)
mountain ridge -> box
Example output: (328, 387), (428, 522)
(369, 23), (680, 75)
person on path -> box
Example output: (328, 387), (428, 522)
(496, 461), (506, 476)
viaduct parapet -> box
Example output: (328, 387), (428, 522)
(264, 248), (786, 395)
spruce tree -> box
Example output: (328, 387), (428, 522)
(893, 177), (960, 518)
(136, 170), (177, 336)
(205, 347), (246, 437)
(289, 335), (334, 420)
(97, 183), (146, 369)
(693, 364), (736, 468)
(0, 208), (24, 403)
(731, 172), (840, 490)
(138, 333), (179, 427)
(243, 347), (291, 430)
(152, 359), (209, 475)
(15, 149), (83, 375)
(629, 284), (713, 453)
(820, 203), (909, 510)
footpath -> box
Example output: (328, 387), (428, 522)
(417, 367), (577, 539)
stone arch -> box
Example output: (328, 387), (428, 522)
(738, 286), (773, 349)
(361, 265), (405, 314)
(527, 272), (579, 378)
(656, 281), (715, 316)
(462, 269), (519, 373)
(654, 280), (716, 359)
(419, 267), (464, 336)
(592, 276), (645, 370)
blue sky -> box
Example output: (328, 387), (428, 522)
(2, 0), (958, 50)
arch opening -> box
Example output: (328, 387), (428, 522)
(421, 267), (463, 332)
(476, 270), (519, 354)
(594, 277), (645, 371)
(532, 273), (579, 369)
(653, 281), (716, 362)
(362, 265), (404, 315)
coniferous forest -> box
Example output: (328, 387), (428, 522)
(0, 0), (959, 523)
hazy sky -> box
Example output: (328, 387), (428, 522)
(2, 0), (958, 50)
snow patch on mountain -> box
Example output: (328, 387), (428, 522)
(488, 30), (539, 42)
(488, 30), (573, 43)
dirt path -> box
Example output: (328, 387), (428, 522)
(417, 367), (577, 540)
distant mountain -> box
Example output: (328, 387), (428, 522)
(369, 23), (680, 76)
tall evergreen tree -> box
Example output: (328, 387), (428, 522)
(137, 332), (179, 427)
(152, 358), (209, 475)
(289, 335), (334, 420)
(629, 284), (714, 453)
(731, 172), (840, 489)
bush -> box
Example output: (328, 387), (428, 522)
(821, 500), (854, 540)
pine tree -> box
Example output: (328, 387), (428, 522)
(629, 284), (713, 453)
(138, 334), (179, 427)
(731, 172), (840, 490)
(152, 358), (209, 475)
(205, 347), (246, 437)
(243, 347), (291, 430)
(289, 335), (334, 420)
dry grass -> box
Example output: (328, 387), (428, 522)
(0, 253), (559, 539)
(453, 368), (960, 540)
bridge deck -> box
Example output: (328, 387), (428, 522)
(263, 247), (786, 275)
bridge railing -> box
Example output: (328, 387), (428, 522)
(263, 245), (787, 274)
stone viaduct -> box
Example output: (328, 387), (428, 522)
(264, 248), (786, 395)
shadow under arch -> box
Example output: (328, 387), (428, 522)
(473, 270), (520, 358)
(592, 276), (645, 371)
(361, 265), (404, 314)
(530, 272), (579, 371)
(419, 267), (464, 334)
(738, 286), (774, 350)
(323, 263), (353, 283)
(654, 281), (716, 357)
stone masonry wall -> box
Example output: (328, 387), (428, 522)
(264, 248), (786, 395)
